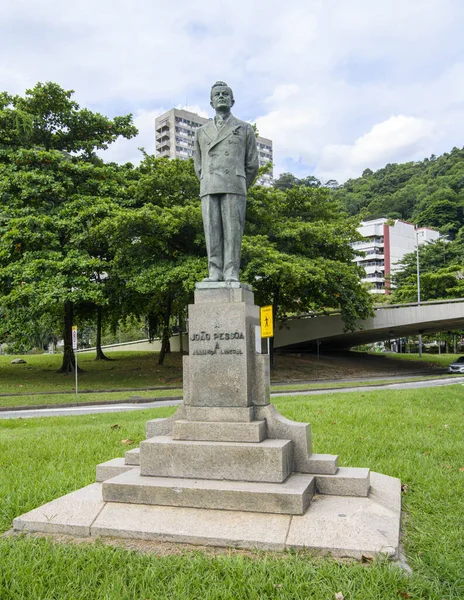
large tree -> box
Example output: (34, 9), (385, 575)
(391, 237), (464, 303)
(101, 154), (206, 365)
(103, 159), (373, 366)
(241, 184), (373, 364)
(0, 83), (137, 372)
(0, 84), (374, 371)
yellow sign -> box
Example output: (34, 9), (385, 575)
(260, 305), (274, 338)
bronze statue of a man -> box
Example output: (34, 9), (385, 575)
(194, 81), (259, 282)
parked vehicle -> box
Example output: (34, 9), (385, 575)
(448, 357), (464, 374)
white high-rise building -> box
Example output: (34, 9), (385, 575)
(155, 108), (273, 185)
(352, 218), (441, 294)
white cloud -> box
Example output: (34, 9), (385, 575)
(318, 115), (437, 182)
(100, 109), (162, 165)
(1, 0), (463, 181)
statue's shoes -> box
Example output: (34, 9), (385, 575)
(225, 277), (239, 282)
(202, 276), (224, 282)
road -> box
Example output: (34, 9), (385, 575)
(1, 376), (462, 419)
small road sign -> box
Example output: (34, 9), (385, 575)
(260, 305), (274, 338)
(72, 326), (78, 350)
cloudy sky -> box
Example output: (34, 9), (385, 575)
(2, 0), (463, 182)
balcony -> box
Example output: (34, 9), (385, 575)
(356, 252), (384, 262)
(156, 132), (170, 142)
(156, 141), (170, 152)
(363, 263), (384, 273)
(175, 137), (193, 148)
(351, 239), (384, 250)
(156, 123), (170, 134)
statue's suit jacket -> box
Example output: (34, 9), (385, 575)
(193, 115), (259, 197)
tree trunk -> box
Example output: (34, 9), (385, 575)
(158, 297), (172, 366)
(158, 328), (171, 365)
(178, 314), (183, 354)
(58, 301), (82, 373)
(95, 305), (111, 360)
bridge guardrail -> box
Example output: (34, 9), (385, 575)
(290, 298), (464, 320)
(375, 298), (464, 310)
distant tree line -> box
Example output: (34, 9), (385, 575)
(325, 147), (464, 303)
(332, 148), (464, 239)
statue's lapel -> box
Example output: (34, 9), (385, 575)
(202, 121), (215, 142)
(210, 115), (239, 148)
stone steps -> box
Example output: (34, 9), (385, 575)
(96, 458), (135, 482)
(97, 457), (370, 498)
(315, 467), (370, 497)
(184, 406), (255, 423)
(140, 436), (294, 483)
(102, 468), (315, 515)
(13, 474), (402, 558)
(172, 419), (266, 442)
(124, 448), (140, 465)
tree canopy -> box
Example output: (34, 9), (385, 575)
(0, 83), (137, 371)
(242, 185), (373, 334)
(391, 236), (464, 303)
(0, 81), (375, 370)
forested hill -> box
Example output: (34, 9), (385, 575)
(333, 147), (464, 238)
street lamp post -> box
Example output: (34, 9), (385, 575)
(416, 228), (422, 357)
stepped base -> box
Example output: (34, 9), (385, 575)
(315, 467), (370, 497)
(96, 458), (135, 482)
(13, 473), (401, 559)
(102, 468), (314, 515)
(184, 406), (254, 423)
(140, 436), (293, 483)
(173, 420), (266, 443)
(96, 458), (371, 499)
(124, 448), (141, 465)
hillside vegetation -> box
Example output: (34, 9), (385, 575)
(334, 146), (464, 238)
(328, 146), (464, 302)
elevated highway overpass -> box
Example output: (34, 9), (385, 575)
(274, 299), (464, 351)
(80, 299), (464, 355)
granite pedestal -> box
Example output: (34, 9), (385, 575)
(13, 282), (401, 558)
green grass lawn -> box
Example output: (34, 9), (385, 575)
(2, 351), (460, 410)
(0, 389), (183, 409)
(381, 352), (462, 368)
(3, 350), (454, 398)
(0, 351), (184, 394)
(1, 387), (463, 599)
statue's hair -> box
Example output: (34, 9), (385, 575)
(210, 81), (234, 102)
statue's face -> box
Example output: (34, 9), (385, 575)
(210, 86), (234, 111)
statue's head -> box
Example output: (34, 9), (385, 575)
(210, 81), (235, 111)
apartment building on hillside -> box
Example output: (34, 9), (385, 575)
(155, 108), (273, 185)
(352, 218), (441, 294)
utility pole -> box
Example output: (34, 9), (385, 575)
(416, 228), (422, 357)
